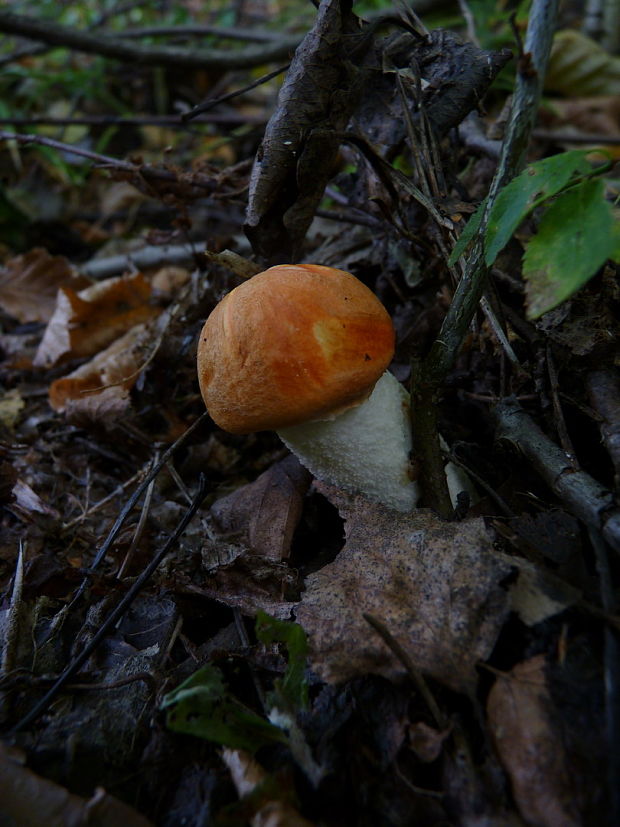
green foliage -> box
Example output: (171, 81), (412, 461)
(161, 615), (309, 751)
(255, 610), (309, 712)
(161, 664), (287, 753)
(450, 150), (619, 318)
(523, 179), (619, 318)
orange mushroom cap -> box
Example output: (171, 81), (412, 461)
(197, 264), (395, 433)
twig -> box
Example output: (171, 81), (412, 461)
(494, 398), (620, 555)
(182, 63), (288, 121)
(0, 11), (300, 70)
(80, 243), (204, 281)
(118, 24), (284, 43)
(8, 475), (208, 735)
(363, 613), (447, 729)
(68, 412), (210, 609)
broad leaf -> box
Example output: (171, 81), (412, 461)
(449, 150), (592, 266)
(523, 179), (617, 318)
(162, 664), (287, 752)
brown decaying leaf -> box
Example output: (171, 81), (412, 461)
(210, 455), (312, 561)
(0, 742), (154, 827)
(295, 488), (512, 692)
(0, 248), (88, 324)
(487, 655), (582, 827)
(48, 322), (152, 417)
(33, 272), (160, 368)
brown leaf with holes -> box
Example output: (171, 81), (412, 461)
(48, 322), (152, 419)
(33, 272), (160, 368)
(295, 488), (512, 691)
(0, 248), (87, 323)
(487, 655), (582, 827)
(210, 455), (311, 561)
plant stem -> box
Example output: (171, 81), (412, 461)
(412, 0), (560, 517)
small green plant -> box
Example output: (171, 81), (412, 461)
(449, 149), (620, 318)
(161, 613), (309, 753)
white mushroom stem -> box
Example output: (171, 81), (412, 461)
(277, 371), (475, 512)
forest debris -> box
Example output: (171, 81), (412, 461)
(0, 248), (86, 323)
(48, 322), (152, 419)
(210, 455), (311, 561)
(33, 272), (160, 368)
(0, 742), (154, 827)
(487, 656), (581, 827)
(11, 479), (60, 522)
(0, 387), (25, 429)
(407, 720), (452, 763)
(495, 398), (620, 555)
(295, 489), (512, 692)
(221, 747), (314, 827)
(588, 370), (620, 489)
(195, 548), (300, 620)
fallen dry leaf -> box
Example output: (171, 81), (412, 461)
(210, 455), (311, 561)
(34, 272), (160, 368)
(0, 248), (86, 324)
(48, 322), (152, 417)
(295, 489), (512, 692)
(487, 655), (581, 827)
(0, 742), (154, 827)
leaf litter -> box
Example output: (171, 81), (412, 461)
(0, 1), (618, 824)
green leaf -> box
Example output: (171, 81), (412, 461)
(484, 150), (592, 265)
(449, 150), (593, 266)
(255, 611), (309, 711)
(523, 179), (617, 319)
(448, 197), (487, 265)
(161, 665), (287, 752)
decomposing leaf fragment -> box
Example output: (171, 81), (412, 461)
(295, 489), (512, 692)
(34, 272), (160, 368)
(487, 656), (581, 827)
(0, 248), (86, 324)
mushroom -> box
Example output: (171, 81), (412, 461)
(197, 263), (469, 512)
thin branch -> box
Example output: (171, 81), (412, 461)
(0, 11), (300, 70)
(494, 398), (620, 555)
(8, 475), (208, 735)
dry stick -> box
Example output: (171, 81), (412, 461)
(68, 412), (210, 609)
(363, 613), (447, 729)
(8, 475), (208, 735)
(412, 0), (560, 517)
(494, 398), (620, 555)
(0, 11), (300, 70)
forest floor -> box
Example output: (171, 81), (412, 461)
(1, 2), (619, 825)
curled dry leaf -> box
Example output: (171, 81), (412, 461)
(210, 455), (312, 561)
(34, 272), (160, 368)
(48, 322), (152, 419)
(487, 655), (581, 827)
(296, 488), (512, 692)
(0, 248), (87, 324)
